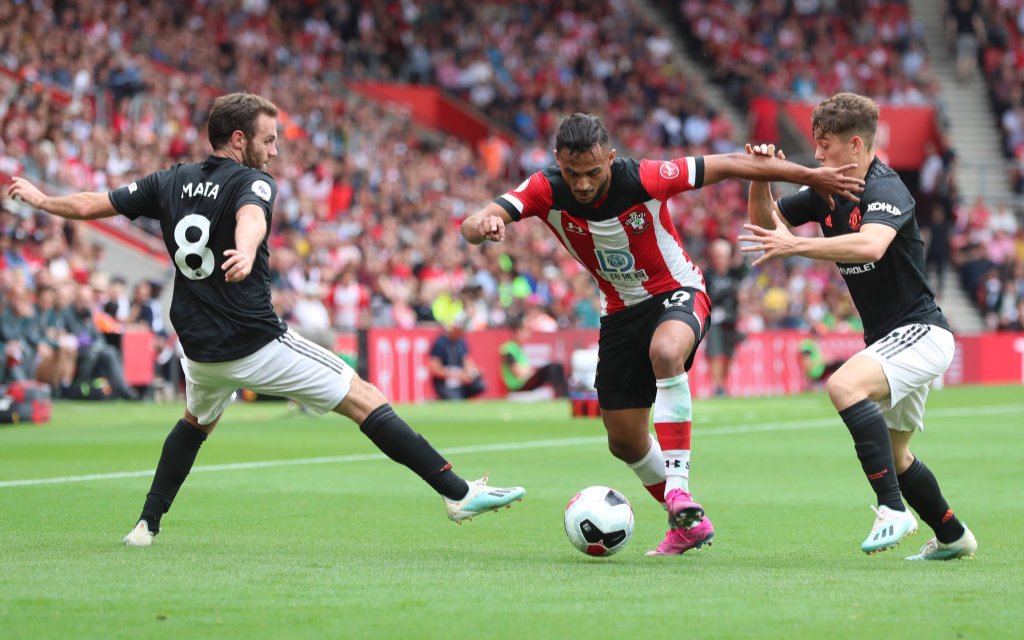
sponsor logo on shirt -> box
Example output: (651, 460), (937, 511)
(252, 180), (272, 202)
(867, 201), (901, 216)
(659, 162), (680, 180)
(566, 221), (587, 235)
(838, 262), (876, 275)
(595, 249), (649, 283)
(597, 269), (650, 284)
(128, 182), (138, 194)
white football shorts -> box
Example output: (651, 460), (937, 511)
(858, 323), (955, 432)
(182, 329), (354, 425)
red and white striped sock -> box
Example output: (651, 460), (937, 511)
(653, 373), (692, 494)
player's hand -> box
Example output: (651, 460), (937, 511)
(808, 163), (863, 210)
(7, 176), (47, 209)
(476, 214), (506, 243)
(745, 142), (786, 161)
(222, 249), (255, 283)
(737, 210), (799, 267)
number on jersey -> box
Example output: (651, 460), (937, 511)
(173, 214), (215, 280)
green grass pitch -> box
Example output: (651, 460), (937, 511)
(1, 385), (1022, 639)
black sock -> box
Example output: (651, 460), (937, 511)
(140, 419), (208, 533)
(360, 404), (469, 500)
(898, 457), (966, 543)
(838, 399), (904, 511)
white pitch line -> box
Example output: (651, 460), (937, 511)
(2, 403), (1021, 489)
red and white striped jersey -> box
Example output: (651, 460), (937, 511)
(495, 156), (706, 316)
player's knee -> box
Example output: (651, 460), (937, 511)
(825, 372), (863, 409)
(185, 411), (218, 434)
(333, 375), (388, 423)
(648, 345), (686, 379)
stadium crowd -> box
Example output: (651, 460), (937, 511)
(2, 0), (1023, 398)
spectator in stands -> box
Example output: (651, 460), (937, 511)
(33, 284), (78, 390)
(947, 0), (986, 82)
(917, 143), (944, 232)
(103, 276), (132, 322)
(499, 318), (568, 398)
(0, 286), (45, 384)
(428, 315), (485, 400)
(291, 282), (332, 332)
(330, 266), (365, 331)
(63, 283), (137, 400)
(127, 279), (164, 335)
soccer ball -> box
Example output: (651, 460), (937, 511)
(564, 486), (635, 557)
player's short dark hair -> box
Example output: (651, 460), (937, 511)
(207, 93), (279, 150)
(812, 93), (879, 150)
(555, 113), (610, 155)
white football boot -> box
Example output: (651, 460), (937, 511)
(122, 520), (156, 547)
(906, 525), (977, 560)
(861, 505), (918, 554)
(444, 475), (525, 523)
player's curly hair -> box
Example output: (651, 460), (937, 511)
(811, 93), (879, 150)
(207, 93), (279, 150)
(555, 113), (610, 155)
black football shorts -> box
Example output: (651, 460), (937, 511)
(595, 287), (711, 410)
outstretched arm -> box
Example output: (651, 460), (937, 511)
(462, 202), (515, 245)
(704, 151), (863, 209)
(7, 176), (118, 220)
(738, 211), (896, 267)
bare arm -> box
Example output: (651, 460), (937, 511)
(222, 204), (267, 283)
(704, 152), (862, 209)
(748, 180), (785, 230)
(738, 212), (897, 267)
(7, 176), (118, 220)
(462, 202), (514, 245)
(745, 144), (789, 229)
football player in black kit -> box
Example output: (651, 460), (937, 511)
(8, 93), (524, 546)
(740, 93), (976, 559)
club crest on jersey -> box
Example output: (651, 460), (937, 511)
(252, 180), (272, 202)
(659, 162), (679, 180)
(565, 220), (587, 235)
(625, 211), (650, 234)
(849, 207), (862, 231)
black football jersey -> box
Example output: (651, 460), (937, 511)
(108, 155), (286, 362)
(777, 157), (950, 345)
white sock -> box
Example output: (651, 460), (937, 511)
(626, 435), (665, 486)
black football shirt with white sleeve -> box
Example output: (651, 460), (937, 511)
(776, 157), (950, 345)
(108, 155), (287, 362)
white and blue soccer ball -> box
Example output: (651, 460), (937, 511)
(564, 486), (635, 557)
